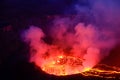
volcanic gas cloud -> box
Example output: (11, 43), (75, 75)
(22, 17), (115, 76)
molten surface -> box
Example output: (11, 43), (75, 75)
(40, 55), (120, 79)
(81, 64), (120, 79)
(41, 55), (87, 76)
(41, 57), (120, 79)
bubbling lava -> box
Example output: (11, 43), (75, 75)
(40, 54), (120, 78)
(40, 54), (90, 76)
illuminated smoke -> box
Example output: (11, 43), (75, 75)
(22, 19), (116, 73)
(21, 0), (120, 75)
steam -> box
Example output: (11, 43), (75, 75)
(22, 22), (115, 70)
(21, 0), (119, 71)
(74, 0), (120, 40)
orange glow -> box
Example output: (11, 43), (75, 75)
(83, 67), (91, 72)
(22, 24), (118, 78)
(39, 54), (120, 78)
(81, 64), (120, 79)
(41, 55), (88, 76)
(41, 57), (120, 78)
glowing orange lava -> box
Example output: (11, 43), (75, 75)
(41, 55), (89, 76)
(41, 56), (120, 79)
(81, 64), (120, 79)
(39, 54), (120, 79)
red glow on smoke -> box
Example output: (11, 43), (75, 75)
(22, 18), (115, 76)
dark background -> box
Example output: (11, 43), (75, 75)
(0, 0), (120, 80)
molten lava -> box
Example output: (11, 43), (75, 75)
(81, 64), (120, 79)
(41, 55), (89, 76)
(41, 57), (120, 79)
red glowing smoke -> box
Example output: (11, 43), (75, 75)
(22, 18), (116, 75)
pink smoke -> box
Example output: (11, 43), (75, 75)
(22, 18), (116, 73)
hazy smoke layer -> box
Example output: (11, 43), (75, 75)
(21, 0), (120, 71)
(22, 22), (115, 70)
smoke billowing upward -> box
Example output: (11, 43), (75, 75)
(74, 0), (120, 38)
(22, 22), (116, 73)
(21, 0), (120, 75)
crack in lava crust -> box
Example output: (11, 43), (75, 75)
(41, 55), (87, 76)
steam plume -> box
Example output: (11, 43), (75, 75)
(21, 0), (120, 73)
(22, 21), (116, 70)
